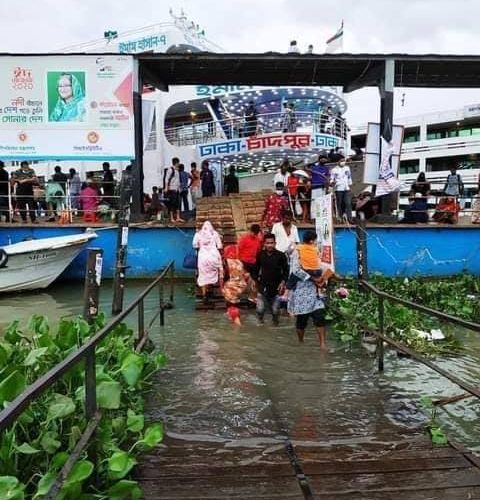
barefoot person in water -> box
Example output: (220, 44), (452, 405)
(222, 245), (248, 326)
(286, 237), (332, 349)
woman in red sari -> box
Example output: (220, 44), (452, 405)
(433, 196), (460, 224)
(222, 245), (248, 325)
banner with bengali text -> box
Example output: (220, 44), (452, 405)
(312, 193), (335, 272)
(0, 55), (134, 160)
(197, 132), (339, 159)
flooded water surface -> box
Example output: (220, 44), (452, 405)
(1, 282), (479, 450)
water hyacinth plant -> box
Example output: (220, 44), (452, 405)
(328, 275), (480, 355)
(0, 313), (167, 499)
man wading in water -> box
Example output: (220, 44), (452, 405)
(255, 233), (289, 326)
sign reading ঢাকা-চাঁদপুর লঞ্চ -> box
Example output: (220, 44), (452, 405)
(0, 55), (135, 160)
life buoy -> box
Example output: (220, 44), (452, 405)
(0, 249), (8, 269)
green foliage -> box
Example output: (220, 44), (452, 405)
(419, 396), (448, 446)
(0, 314), (167, 499)
(0, 476), (25, 500)
(329, 275), (479, 356)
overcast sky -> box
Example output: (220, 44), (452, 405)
(1, 0), (479, 125)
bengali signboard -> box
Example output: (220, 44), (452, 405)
(195, 85), (254, 98)
(118, 34), (168, 53)
(312, 193), (335, 272)
(197, 132), (339, 159)
(0, 55), (135, 160)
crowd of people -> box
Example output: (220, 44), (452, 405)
(193, 211), (334, 349)
(264, 153), (354, 224)
(230, 100), (345, 138)
(1, 154), (479, 227)
(144, 158), (219, 223)
(0, 160), (120, 223)
(400, 167), (480, 225)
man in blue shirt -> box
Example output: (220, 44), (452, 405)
(309, 154), (330, 199)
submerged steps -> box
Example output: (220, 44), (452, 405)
(136, 433), (480, 499)
(194, 192), (268, 310)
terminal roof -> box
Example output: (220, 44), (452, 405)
(138, 52), (480, 92)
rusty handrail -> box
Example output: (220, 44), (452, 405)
(0, 260), (175, 431)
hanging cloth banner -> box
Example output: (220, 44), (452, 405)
(312, 193), (335, 272)
(376, 136), (402, 197)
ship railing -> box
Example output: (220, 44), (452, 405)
(164, 111), (348, 147)
(0, 180), (123, 224)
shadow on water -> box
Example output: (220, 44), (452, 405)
(1, 282), (479, 450)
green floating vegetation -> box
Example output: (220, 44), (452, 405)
(0, 313), (167, 499)
(329, 274), (480, 356)
(420, 396), (448, 446)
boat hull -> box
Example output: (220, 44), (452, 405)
(0, 243), (86, 292)
(0, 233), (97, 293)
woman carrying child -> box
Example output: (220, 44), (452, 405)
(286, 230), (332, 349)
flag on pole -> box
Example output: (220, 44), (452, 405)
(326, 20), (344, 53)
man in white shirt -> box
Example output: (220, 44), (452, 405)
(271, 210), (300, 254)
(273, 162), (290, 190)
(163, 158), (183, 223)
(330, 160), (352, 222)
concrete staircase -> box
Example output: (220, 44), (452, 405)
(196, 192), (268, 244)
(195, 192), (268, 309)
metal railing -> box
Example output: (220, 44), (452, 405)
(352, 280), (480, 402)
(164, 111), (348, 147)
(0, 180), (123, 223)
(0, 260), (175, 498)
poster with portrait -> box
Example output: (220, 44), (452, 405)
(312, 193), (335, 272)
(0, 55), (134, 160)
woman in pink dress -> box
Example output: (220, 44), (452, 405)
(193, 221), (223, 302)
(79, 182), (100, 221)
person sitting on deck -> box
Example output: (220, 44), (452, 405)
(409, 172), (430, 200)
(262, 182), (289, 230)
(433, 196), (460, 224)
(354, 188), (377, 221)
(402, 193), (429, 224)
